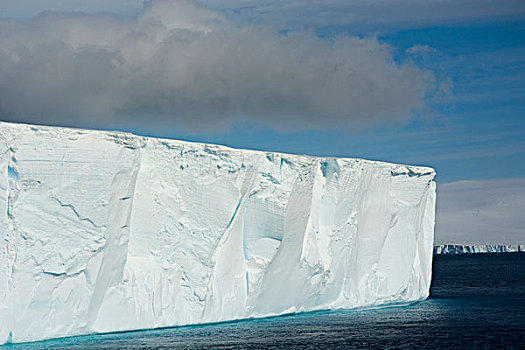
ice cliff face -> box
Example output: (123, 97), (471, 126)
(434, 245), (525, 254)
(0, 121), (436, 344)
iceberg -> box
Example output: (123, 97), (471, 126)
(0, 121), (436, 344)
(433, 244), (525, 254)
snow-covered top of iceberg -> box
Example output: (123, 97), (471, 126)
(0, 121), (435, 175)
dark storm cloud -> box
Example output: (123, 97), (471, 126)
(0, 0), (434, 132)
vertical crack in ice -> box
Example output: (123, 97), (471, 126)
(1, 125), (28, 315)
(86, 142), (143, 330)
(253, 165), (317, 314)
(201, 165), (257, 320)
(6, 154), (21, 293)
(224, 201), (242, 232)
(413, 178), (435, 295)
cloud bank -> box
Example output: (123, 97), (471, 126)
(0, 0), (433, 132)
(436, 178), (525, 245)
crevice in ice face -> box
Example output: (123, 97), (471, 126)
(53, 198), (98, 228)
(40, 267), (84, 278)
(253, 167), (318, 314)
(193, 289), (205, 302)
(390, 167), (434, 178)
(86, 146), (142, 330)
(1, 127), (27, 312)
(7, 166), (18, 182)
(412, 180), (435, 293)
(6, 155), (21, 292)
(224, 200), (242, 232)
(261, 173), (280, 185)
(105, 133), (142, 150)
(201, 166), (257, 320)
(320, 159), (340, 178)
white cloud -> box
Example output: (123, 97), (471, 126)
(405, 44), (439, 57)
(436, 178), (525, 245)
(0, 0), (433, 132)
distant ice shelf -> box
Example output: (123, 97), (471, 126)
(0, 121), (436, 344)
(434, 245), (525, 254)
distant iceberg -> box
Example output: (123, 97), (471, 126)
(433, 244), (525, 254)
(0, 121), (436, 344)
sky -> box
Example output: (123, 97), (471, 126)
(0, 0), (524, 244)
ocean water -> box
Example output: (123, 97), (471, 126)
(6, 253), (525, 349)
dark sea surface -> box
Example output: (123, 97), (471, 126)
(6, 253), (525, 349)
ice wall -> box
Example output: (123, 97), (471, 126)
(0, 121), (436, 344)
(434, 244), (525, 254)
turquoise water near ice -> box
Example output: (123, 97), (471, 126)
(5, 253), (525, 349)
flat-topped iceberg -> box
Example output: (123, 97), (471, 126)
(434, 245), (525, 254)
(0, 121), (436, 344)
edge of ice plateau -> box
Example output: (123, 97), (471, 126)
(0, 121), (436, 344)
(434, 244), (525, 254)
